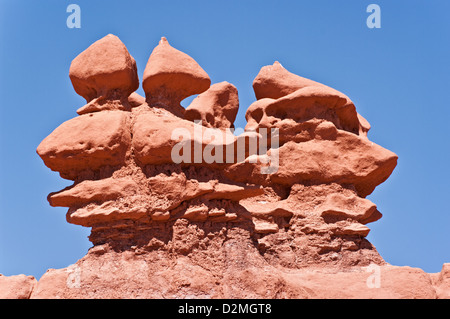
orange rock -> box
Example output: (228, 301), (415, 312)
(205, 182), (263, 201)
(69, 34), (139, 103)
(142, 37), (210, 117)
(0, 274), (37, 299)
(36, 111), (131, 180)
(318, 193), (381, 224)
(131, 109), (203, 165)
(225, 130), (398, 197)
(66, 201), (148, 226)
(127, 92), (146, 107)
(48, 177), (139, 207)
(333, 222), (371, 237)
(31, 37), (443, 300)
(131, 108), (258, 166)
(252, 61), (368, 136)
(432, 263), (450, 299)
(253, 61), (320, 100)
(185, 81), (239, 130)
(28, 242), (444, 299)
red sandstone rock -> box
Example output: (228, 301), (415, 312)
(245, 86), (358, 138)
(142, 37), (210, 117)
(27, 34), (448, 299)
(252, 61), (368, 136)
(29, 238), (445, 299)
(225, 130), (398, 197)
(48, 177), (139, 208)
(253, 61), (320, 100)
(66, 202), (148, 226)
(36, 111), (131, 180)
(432, 263), (450, 299)
(319, 193), (381, 224)
(127, 92), (146, 107)
(131, 108), (259, 166)
(0, 274), (36, 299)
(131, 109), (202, 165)
(185, 81), (239, 130)
(69, 34), (139, 103)
(204, 183), (263, 201)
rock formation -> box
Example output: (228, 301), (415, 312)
(1, 34), (448, 299)
(0, 274), (36, 299)
(142, 37), (210, 117)
(185, 81), (239, 130)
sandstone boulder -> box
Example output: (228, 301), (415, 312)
(131, 108), (259, 167)
(185, 81), (239, 130)
(142, 37), (210, 117)
(36, 111), (131, 180)
(127, 92), (146, 107)
(69, 34), (139, 103)
(0, 274), (36, 299)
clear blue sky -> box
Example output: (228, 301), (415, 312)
(0, 0), (448, 279)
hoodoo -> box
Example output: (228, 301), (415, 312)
(2, 34), (447, 299)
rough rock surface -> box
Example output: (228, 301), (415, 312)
(2, 34), (447, 299)
(0, 274), (36, 299)
(28, 233), (446, 299)
(142, 37), (210, 117)
(69, 34), (139, 110)
(185, 81), (239, 130)
(251, 61), (367, 136)
(37, 110), (131, 180)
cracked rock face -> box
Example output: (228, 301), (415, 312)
(27, 34), (449, 299)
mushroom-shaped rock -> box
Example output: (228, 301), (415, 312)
(36, 111), (131, 180)
(69, 34), (139, 103)
(142, 37), (211, 117)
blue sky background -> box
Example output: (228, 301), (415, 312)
(0, 0), (448, 279)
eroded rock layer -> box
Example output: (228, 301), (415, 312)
(37, 33), (396, 270)
(19, 34), (447, 299)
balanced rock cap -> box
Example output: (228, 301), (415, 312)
(142, 37), (211, 117)
(69, 34), (139, 103)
